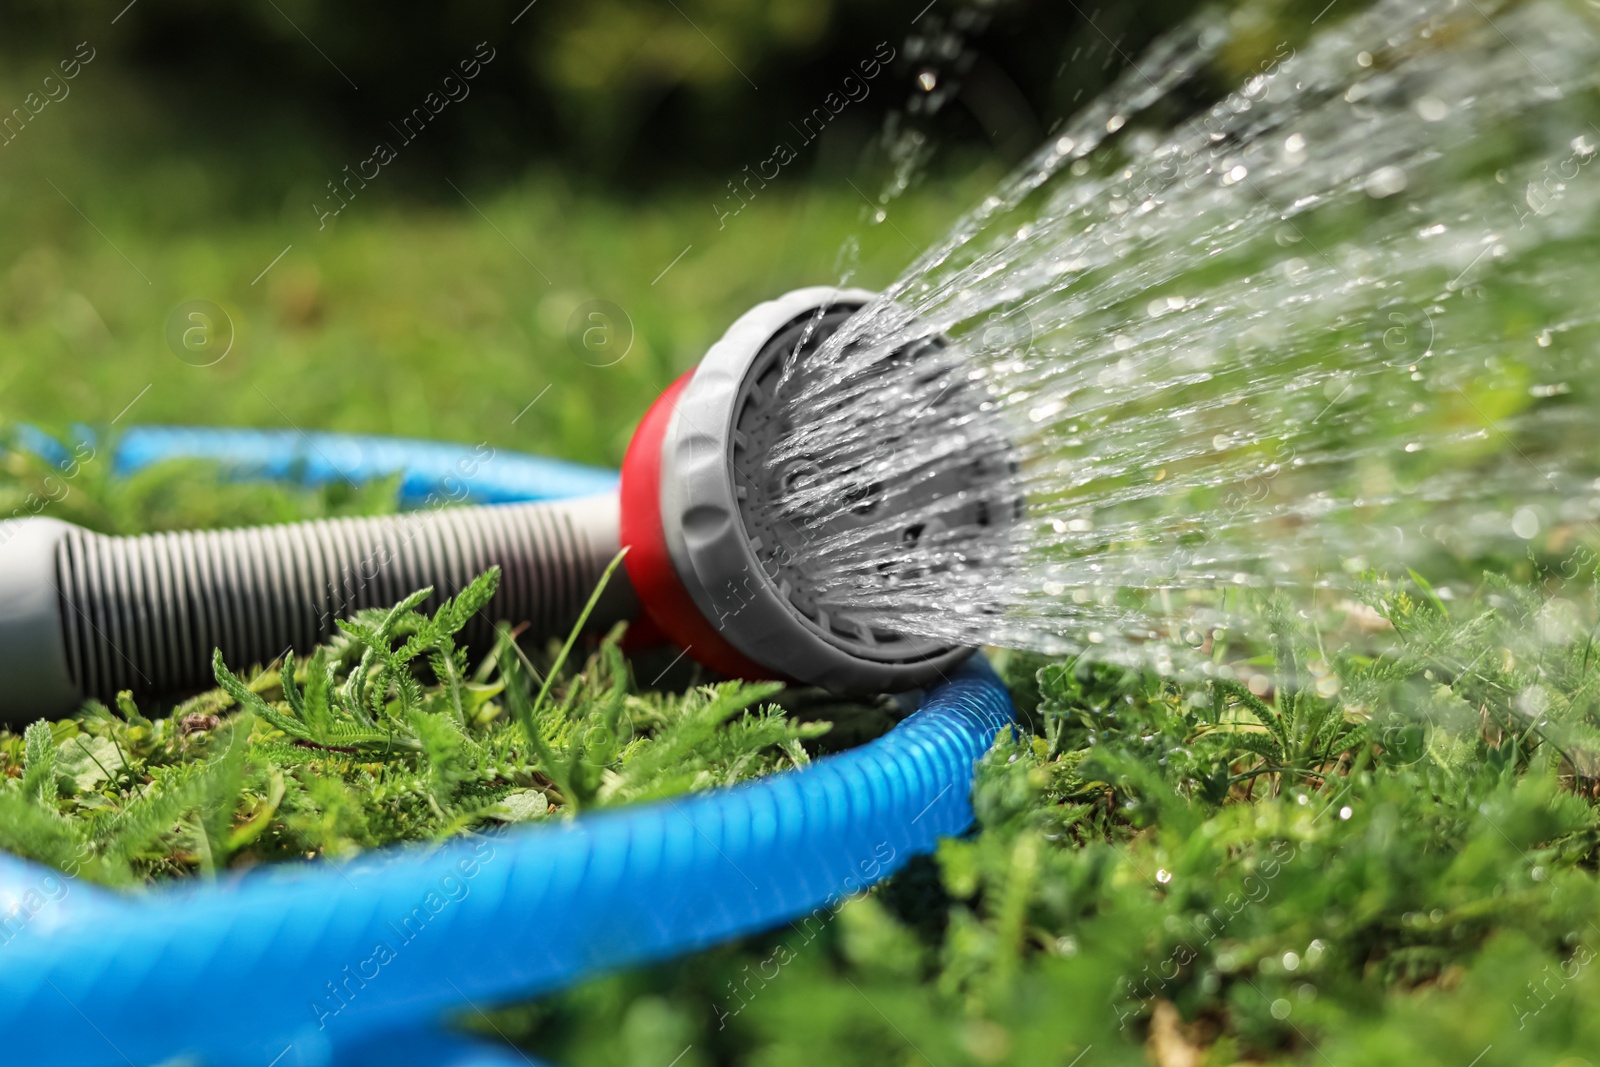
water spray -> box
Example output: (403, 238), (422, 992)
(765, 0), (1600, 660)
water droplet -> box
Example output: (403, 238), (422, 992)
(1339, 805), (1353, 820)
(1365, 165), (1407, 198)
(1517, 685), (1550, 728)
(1283, 951), (1301, 971)
(917, 70), (938, 92)
(1106, 114), (1126, 133)
(1356, 51), (1373, 67)
(1029, 400), (1065, 423)
(1156, 868), (1172, 883)
(1512, 507), (1541, 539)
(1414, 96), (1448, 121)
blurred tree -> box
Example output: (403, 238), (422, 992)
(0, 0), (1202, 193)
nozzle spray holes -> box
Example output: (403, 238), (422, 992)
(779, 462), (818, 496)
(780, 460), (881, 518)
(566, 300), (634, 367)
(165, 300), (235, 367)
(843, 479), (884, 516)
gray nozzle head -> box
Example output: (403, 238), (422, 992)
(658, 287), (1017, 694)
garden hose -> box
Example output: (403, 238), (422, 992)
(0, 286), (1018, 1065)
(0, 658), (1013, 1067)
(0, 287), (1017, 720)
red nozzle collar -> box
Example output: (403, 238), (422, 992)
(618, 372), (777, 682)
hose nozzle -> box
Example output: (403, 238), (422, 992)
(621, 287), (1017, 694)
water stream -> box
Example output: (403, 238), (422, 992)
(772, 0), (1600, 661)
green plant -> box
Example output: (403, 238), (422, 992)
(0, 558), (832, 886)
(468, 574), (1600, 1067)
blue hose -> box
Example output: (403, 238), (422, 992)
(0, 427), (1014, 1067)
(13, 424), (618, 505)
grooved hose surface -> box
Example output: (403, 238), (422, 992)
(53, 503), (606, 702)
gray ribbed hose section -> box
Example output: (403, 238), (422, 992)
(43, 495), (627, 710)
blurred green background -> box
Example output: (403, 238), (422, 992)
(0, 0), (1197, 469)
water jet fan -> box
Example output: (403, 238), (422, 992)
(0, 287), (1014, 720)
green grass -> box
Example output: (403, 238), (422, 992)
(471, 576), (1600, 1067)
(0, 99), (998, 471)
(0, 556), (848, 884)
(3, 454), (1599, 1064)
